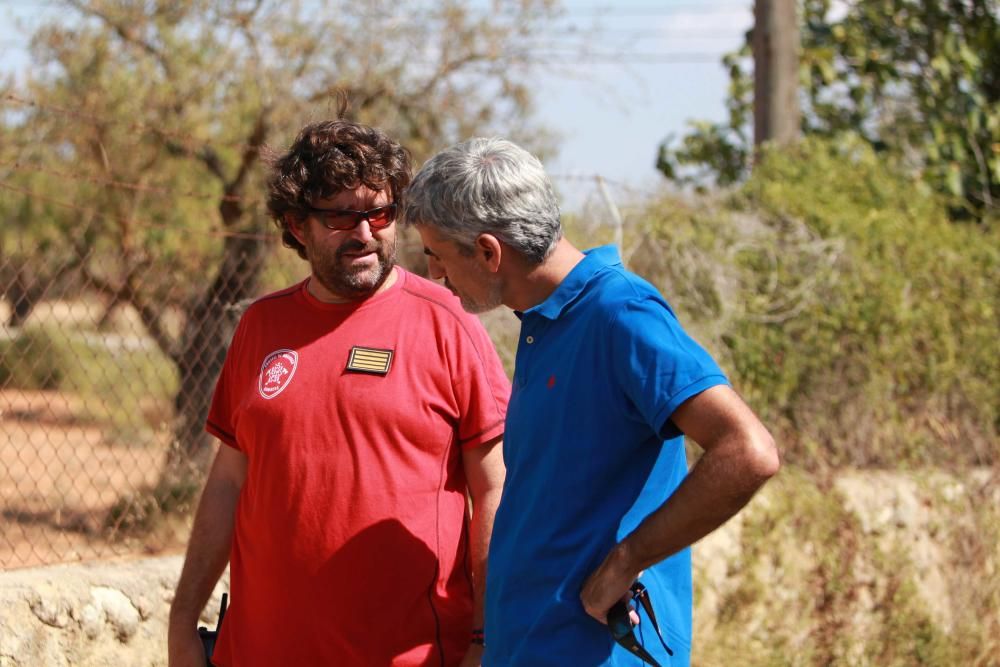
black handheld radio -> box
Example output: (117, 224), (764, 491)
(197, 593), (228, 667)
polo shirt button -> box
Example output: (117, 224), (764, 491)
(526, 335), (535, 344)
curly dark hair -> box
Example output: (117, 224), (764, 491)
(266, 120), (412, 259)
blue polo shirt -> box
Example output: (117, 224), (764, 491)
(484, 246), (728, 667)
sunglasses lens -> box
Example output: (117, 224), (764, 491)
(367, 204), (397, 228)
(320, 211), (365, 230)
(313, 203), (397, 230)
(607, 583), (673, 663)
(607, 602), (632, 640)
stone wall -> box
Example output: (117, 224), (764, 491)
(0, 557), (227, 667)
(1, 469), (996, 666)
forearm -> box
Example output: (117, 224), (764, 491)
(581, 386), (778, 624)
(581, 426), (777, 623)
(619, 428), (777, 573)
(468, 486), (502, 627)
(169, 489), (237, 628)
(169, 458), (243, 628)
(462, 436), (505, 629)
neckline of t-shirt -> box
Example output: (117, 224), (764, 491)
(295, 266), (407, 312)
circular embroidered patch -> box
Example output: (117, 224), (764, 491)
(258, 349), (298, 400)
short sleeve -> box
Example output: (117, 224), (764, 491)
(451, 313), (511, 450)
(205, 316), (248, 450)
(610, 297), (728, 440)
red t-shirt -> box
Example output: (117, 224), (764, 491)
(205, 268), (510, 666)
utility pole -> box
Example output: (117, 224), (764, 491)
(753, 0), (800, 146)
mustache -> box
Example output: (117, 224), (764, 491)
(336, 240), (381, 258)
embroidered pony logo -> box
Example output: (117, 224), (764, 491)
(258, 349), (298, 400)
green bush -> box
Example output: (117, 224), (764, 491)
(0, 326), (75, 390)
(628, 136), (998, 468)
(693, 469), (991, 666)
(0, 324), (178, 443)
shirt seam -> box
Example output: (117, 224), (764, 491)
(459, 419), (505, 449)
(241, 280), (304, 316)
(536, 249), (636, 320)
(530, 246), (621, 322)
(653, 374), (730, 435)
(607, 294), (726, 434)
(400, 287), (504, 417)
(206, 420), (238, 449)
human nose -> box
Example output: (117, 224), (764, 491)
(348, 217), (375, 243)
(427, 255), (446, 280)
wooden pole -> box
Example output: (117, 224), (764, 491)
(753, 0), (800, 146)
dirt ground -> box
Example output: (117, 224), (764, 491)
(0, 389), (187, 570)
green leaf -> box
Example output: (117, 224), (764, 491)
(946, 163), (963, 197)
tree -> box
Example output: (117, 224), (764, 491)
(1, 0), (560, 503)
(657, 0), (1000, 223)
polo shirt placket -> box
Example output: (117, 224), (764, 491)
(511, 316), (552, 390)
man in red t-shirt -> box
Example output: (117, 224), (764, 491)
(167, 120), (510, 667)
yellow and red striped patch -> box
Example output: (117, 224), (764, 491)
(346, 346), (394, 376)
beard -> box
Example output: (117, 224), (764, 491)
(448, 275), (504, 314)
(310, 235), (397, 300)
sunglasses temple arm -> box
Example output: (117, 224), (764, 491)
(620, 636), (663, 667)
(633, 587), (674, 657)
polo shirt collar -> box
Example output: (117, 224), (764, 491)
(522, 245), (621, 320)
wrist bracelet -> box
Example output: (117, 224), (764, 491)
(471, 628), (485, 646)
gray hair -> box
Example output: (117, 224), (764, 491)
(402, 137), (562, 263)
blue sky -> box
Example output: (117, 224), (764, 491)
(531, 1), (752, 204)
(0, 0), (753, 208)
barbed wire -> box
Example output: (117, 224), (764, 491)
(2, 93), (668, 213)
(0, 164), (667, 249)
(540, 30), (746, 39)
(0, 164), (665, 224)
(0, 9), (745, 69)
(0, 181), (275, 242)
(4, 0), (751, 13)
(0, 96), (668, 218)
(0, 93), (669, 199)
(1, 160), (248, 204)
(0, 93), (264, 157)
(2, 88), (669, 220)
(0, 44), (736, 67)
(525, 52), (732, 63)
(1, 31), (746, 50)
(549, 173), (660, 197)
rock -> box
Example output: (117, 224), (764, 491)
(0, 556), (229, 667)
(76, 603), (103, 640)
(27, 587), (72, 628)
(89, 587), (140, 642)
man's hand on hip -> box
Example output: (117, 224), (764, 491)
(580, 542), (641, 625)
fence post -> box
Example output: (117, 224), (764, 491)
(595, 175), (624, 267)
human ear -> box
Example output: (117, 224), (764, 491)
(475, 234), (503, 273)
(285, 212), (307, 245)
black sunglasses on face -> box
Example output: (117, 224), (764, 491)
(304, 202), (398, 231)
(607, 582), (674, 666)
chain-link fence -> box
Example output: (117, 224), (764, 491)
(0, 209), (541, 570)
(0, 121), (644, 571)
(0, 210), (301, 568)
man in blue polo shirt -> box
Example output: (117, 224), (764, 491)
(403, 137), (780, 666)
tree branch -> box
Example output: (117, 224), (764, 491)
(219, 109), (270, 226)
(65, 0), (174, 78)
